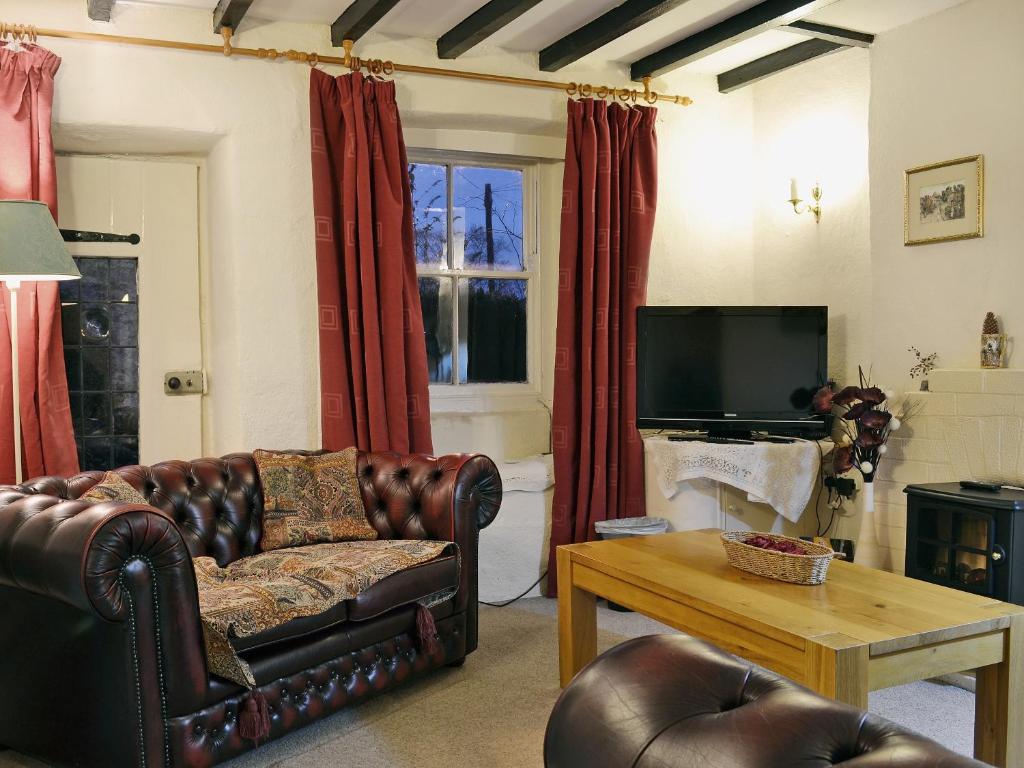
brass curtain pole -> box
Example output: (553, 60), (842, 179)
(0, 22), (692, 107)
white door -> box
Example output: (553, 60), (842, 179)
(56, 155), (203, 468)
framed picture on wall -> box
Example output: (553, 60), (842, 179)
(904, 155), (984, 246)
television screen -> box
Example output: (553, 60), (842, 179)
(636, 306), (828, 432)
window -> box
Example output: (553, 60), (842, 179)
(61, 256), (140, 471)
(409, 153), (536, 391)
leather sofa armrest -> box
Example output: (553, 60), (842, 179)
(358, 452), (502, 654)
(0, 489), (209, 715)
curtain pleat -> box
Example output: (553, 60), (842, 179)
(309, 70), (433, 454)
(0, 44), (79, 483)
(547, 99), (658, 595)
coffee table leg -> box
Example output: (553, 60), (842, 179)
(975, 616), (1024, 767)
(557, 547), (597, 688)
(804, 640), (869, 709)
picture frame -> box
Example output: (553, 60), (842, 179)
(904, 154), (984, 246)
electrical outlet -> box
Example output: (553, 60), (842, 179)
(824, 475), (856, 499)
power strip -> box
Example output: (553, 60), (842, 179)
(824, 475), (856, 499)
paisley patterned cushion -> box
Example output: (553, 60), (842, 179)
(253, 447), (377, 551)
(79, 471), (149, 505)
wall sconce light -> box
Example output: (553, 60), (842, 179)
(789, 178), (822, 223)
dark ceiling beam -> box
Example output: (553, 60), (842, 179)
(717, 37), (845, 92)
(630, 0), (840, 80)
(539, 0), (695, 72)
(331, 0), (403, 46)
(87, 0), (115, 22)
(213, 0), (254, 32)
(783, 19), (874, 47)
(437, 0), (545, 59)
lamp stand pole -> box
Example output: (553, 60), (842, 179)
(7, 281), (22, 484)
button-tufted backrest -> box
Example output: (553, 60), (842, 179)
(15, 450), (489, 568)
(357, 452), (472, 541)
(21, 454), (263, 567)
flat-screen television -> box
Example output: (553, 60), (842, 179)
(636, 306), (829, 437)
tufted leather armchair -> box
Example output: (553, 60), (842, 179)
(0, 450), (500, 768)
(545, 635), (987, 768)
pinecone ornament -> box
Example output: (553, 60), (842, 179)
(983, 312), (999, 335)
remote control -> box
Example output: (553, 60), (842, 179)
(959, 480), (1001, 493)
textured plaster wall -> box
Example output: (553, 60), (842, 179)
(750, 47), (871, 387)
(860, 0), (1024, 570)
(742, 48), (872, 552)
(7, 0), (753, 461)
(869, 0), (1024, 390)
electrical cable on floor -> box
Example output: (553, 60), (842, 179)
(480, 571), (547, 608)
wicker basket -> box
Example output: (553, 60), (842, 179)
(720, 531), (835, 585)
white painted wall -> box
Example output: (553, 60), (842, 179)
(740, 0), (1024, 569)
(746, 47), (873, 549)
(870, 0), (1024, 390)
(7, 0), (755, 462)
(859, 0), (1024, 570)
(750, 47), (871, 387)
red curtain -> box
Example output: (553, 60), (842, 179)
(309, 70), (433, 454)
(546, 99), (658, 595)
(0, 45), (79, 483)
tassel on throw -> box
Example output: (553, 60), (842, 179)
(239, 688), (271, 742)
(415, 603), (441, 656)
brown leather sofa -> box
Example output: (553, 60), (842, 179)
(546, 634), (987, 768)
(0, 450), (500, 768)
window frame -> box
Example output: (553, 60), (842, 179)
(408, 148), (542, 412)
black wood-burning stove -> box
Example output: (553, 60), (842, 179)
(904, 483), (1024, 605)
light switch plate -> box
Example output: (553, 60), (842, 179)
(164, 370), (205, 395)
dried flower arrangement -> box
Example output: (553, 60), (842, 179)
(908, 346), (938, 380)
(813, 367), (917, 512)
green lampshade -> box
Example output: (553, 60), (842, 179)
(0, 200), (80, 282)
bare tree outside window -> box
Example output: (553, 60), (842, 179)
(409, 158), (531, 386)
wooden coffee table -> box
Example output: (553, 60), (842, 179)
(557, 529), (1024, 767)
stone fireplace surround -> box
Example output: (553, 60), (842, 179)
(862, 369), (1024, 572)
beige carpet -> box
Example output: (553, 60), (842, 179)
(0, 598), (975, 767)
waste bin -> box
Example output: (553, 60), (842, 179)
(594, 516), (669, 612)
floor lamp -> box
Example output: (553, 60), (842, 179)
(0, 200), (81, 484)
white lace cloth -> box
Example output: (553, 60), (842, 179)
(644, 436), (830, 523)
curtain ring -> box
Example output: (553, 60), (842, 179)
(579, 83), (592, 97)
(645, 90), (658, 105)
(382, 60), (394, 76)
(566, 82), (578, 97)
(308, 52), (320, 68)
(596, 85), (610, 99)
